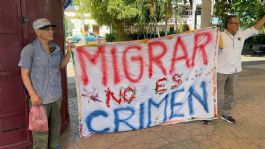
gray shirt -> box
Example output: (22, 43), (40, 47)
(18, 39), (64, 104)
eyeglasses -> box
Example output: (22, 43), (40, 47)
(229, 22), (240, 25)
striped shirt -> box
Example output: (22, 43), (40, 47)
(18, 39), (64, 104)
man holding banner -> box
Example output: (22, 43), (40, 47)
(203, 15), (265, 125)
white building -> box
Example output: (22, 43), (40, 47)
(64, 6), (110, 36)
(156, 0), (203, 33)
(172, 0), (202, 30)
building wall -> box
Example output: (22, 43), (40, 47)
(64, 6), (110, 37)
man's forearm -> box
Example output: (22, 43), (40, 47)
(21, 68), (37, 97)
(253, 16), (265, 30)
(60, 52), (71, 69)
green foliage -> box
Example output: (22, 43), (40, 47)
(105, 33), (116, 42)
(214, 0), (265, 31)
(64, 15), (74, 37)
(73, 0), (264, 40)
(74, 0), (185, 41)
(74, 0), (140, 41)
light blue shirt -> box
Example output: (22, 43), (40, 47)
(18, 39), (64, 104)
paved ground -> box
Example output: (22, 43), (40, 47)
(60, 55), (265, 149)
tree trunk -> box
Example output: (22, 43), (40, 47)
(165, 19), (168, 36)
(201, 0), (212, 28)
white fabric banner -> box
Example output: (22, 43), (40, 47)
(73, 28), (219, 137)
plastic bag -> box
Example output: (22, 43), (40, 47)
(28, 105), (49, 132)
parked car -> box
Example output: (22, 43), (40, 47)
(85, 33), (104, 42)
(66, 35), (82, 43)
(252, 44), (265, 55)
(244, 34), (265, 54)
(66, 33), (104, 43)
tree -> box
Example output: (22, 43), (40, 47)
(73, 0), (192, 41)
(214, 0), (265, 31)
(162, 0), (173, 35)
(75, 0), (140, 41)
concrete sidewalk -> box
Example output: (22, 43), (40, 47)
(61, 57), (265, 149)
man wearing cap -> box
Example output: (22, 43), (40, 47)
(18, 18), (73, 149)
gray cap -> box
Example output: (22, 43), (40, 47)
(32, 18), (56, 30)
